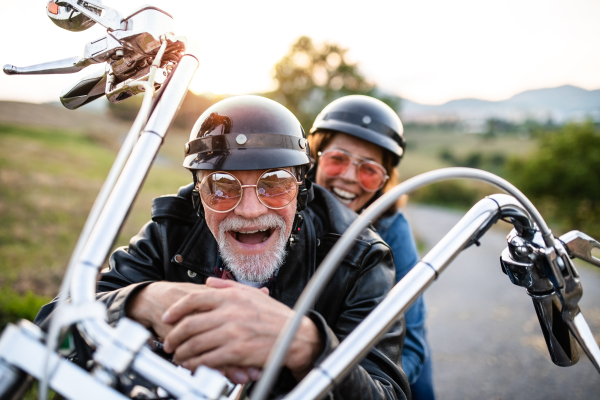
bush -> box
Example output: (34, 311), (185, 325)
(410, 180), (481, 209)
(0, 288), (50, 329)
(506, 121), (600, 237)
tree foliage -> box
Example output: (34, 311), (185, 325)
(109, 36), (401, 133)
(266, 36), (401, 131)
(506, 121), (600, 236)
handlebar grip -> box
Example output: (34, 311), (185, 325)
(529, 291), (580, 367)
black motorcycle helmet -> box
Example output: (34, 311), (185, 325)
(309, 95), (405, 166)
(184, 95), (311, 171)
(184, 95), (313, 239)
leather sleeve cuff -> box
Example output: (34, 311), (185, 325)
(306, 310), (340, 367)
(98, 281), (156, 326)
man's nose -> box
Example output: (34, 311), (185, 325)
(234, 187), (269, 219)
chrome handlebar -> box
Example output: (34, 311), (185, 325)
(3, 1), (180, 110)
(2, 2), (600, 399)
(253, 169), (600, 400)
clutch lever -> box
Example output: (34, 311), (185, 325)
(560, 231), (600, 268)
(544, 241), (600, 373)
(501, 225), (600, 373)
(3, 56), (94, 75)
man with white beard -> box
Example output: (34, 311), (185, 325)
(35, 96), (410, 400)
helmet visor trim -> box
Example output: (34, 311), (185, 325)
(186, 134), (308, 156)
(318, 111), (405, 148)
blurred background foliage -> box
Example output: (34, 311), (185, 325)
(264, 36), (400, 130)
(1, 35), (600, 333)
(506, 121), (600, 238)
(109, 36), (400, 133)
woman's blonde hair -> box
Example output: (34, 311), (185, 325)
(308, 130), (407, 211)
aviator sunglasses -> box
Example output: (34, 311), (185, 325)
(318, 149), (389, 192)
(197, 169), (302, 213)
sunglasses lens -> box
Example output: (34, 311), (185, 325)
(358, 162), (386, 191)
(257, 170), (298, 209)
(320, 151), (351, 177)
(199, 172), (242, 211)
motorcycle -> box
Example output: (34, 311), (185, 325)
(1, 1), (599, 399)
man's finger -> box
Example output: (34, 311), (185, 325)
(171, 321), (244, 363)
(206, 277), (240, 289)
(182, 341), (269, 372)
(247, 367), (262, 381)
(162, 289), (223, 324)
(163, 309), (226, 353)
(207, 277), (269, 295)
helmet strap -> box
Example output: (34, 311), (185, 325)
(191, 171), (205, 218)
(288, 165), (312, 246)
(288, 212), (304, 246)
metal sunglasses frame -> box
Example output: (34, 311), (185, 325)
(317, 148), (389, 192)
(197, 169), (303, 213)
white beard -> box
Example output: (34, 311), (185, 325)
(218, 214), (288, 283)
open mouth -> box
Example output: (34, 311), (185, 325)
(331, 187), (357, 205)
(228, 227), (276, 245)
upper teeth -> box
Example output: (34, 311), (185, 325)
(235, 228), (268, 234)
(332, 187), (357, 200)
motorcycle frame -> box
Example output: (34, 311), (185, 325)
(2, 3), (600, 398)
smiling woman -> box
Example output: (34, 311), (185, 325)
(308, 95), (436, 400)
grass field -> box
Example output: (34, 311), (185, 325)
(0, 105), (572, 398)
(0, 118), (538, 309)
(0, 122), (191, 328)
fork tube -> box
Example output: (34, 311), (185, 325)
(70, 54), (198, 305)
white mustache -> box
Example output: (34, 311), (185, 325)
(217, 214), (289, 283)
(219, 214), (286, 234)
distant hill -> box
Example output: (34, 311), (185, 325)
(401, 85), (600, 123)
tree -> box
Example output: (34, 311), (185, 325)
(266, 36), (401, 131)
(506, 121), (600, 237)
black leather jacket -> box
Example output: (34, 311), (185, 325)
(35, 183), (409, 400)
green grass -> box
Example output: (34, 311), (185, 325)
(401, 126), (536, 179)
(0, 123), (190, 329)
(398, 126), (538, 209)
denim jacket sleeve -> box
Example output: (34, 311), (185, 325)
(376, 211), (429, 385)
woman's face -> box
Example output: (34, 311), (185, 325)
(315, 133), (384, 212)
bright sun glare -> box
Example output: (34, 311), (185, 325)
(0, 0), (599, 104)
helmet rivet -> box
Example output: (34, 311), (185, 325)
(236, 134), (247, 145)
(185, 143), (190, 153)
(362, 115), (372, 125)
(298, 138), (306, 149)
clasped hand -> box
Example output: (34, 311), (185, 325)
(127, 278), (323, 384)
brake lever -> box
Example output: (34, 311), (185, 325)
(542, 239), (600, 373)
(501, 226), (600, 372)
(3, 56), (94, 75)
(560, 231), (600, 268)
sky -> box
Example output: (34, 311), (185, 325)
(1, 0), (599, 105)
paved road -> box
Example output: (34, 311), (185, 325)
(404, 205), (600, 400)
